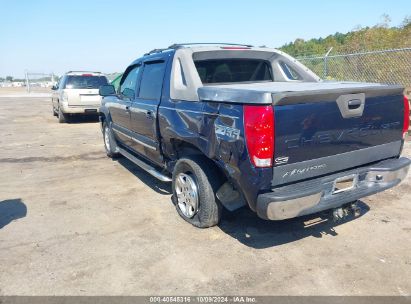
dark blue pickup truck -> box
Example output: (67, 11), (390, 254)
(99, 43), (410, 228)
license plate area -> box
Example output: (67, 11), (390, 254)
(80, 95), (99, 102)
(84, 109), (98, 113)
(332, 174), (357, 194)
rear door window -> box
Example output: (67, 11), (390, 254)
(138, 61), (166, 100)
(194, 59), (272, 84)
(64, 76), (108, 89)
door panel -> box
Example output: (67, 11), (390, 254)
(108, 97), (132, 146)
(129, 99), (160, 158)
(108, 65), (142, 147)
(128, 60), (166, 165)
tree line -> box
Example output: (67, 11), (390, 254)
(279, 15), (411, 57)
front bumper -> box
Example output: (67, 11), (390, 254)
(256, 157), (411, 220)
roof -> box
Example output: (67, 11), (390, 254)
(65, 71), (104, 76)
(144, 43), (261, 56)
(136, 43), (289, 65)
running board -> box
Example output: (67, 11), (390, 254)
(118, 147), (172, 182)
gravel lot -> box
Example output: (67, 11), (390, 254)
(0, 94), (411, 296)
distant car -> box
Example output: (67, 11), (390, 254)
(51, 71), (109, 123)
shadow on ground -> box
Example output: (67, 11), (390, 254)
(117, 158), (172, 195)
(218, 201), (370, 249)
(0, 199), (27, 229)
(66, 114), (100, 124)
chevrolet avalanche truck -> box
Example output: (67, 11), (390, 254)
(98, 43), (410, 228)
(52, 71), (109, 123)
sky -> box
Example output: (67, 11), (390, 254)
(0, 0), (409, 78)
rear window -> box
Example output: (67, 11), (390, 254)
(64, 76), (108, 89)
(194, 59), (272, 84)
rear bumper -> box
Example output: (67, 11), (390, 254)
(61, 102), (100, 114)
(256, 157), (411, 220)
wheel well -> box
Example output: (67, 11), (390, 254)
(99, 112), (109, 127)
(172, 140), (203, 158)
(169, 140), (229, 182)
(170, 144), (249, 212)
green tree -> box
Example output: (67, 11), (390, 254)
(278, 15), (411, 56)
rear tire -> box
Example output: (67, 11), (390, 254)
(102, 121), (120, 158)
(172, 156), (223, 228)
(58, 106), (67, 123)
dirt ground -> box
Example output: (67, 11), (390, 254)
(0, 95), (411, 296)
(0, 87), (52, 93)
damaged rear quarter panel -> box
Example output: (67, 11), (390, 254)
(159, 100), (273, 211)
(155, 50), (270, 210)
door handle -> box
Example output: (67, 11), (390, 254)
(146, 110), (154, 119)
(337, 93), (365, 119)
(347, 99), (362, 110)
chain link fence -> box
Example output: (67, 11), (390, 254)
(25, 72), (56, 92)
(297, 48), (411, 91)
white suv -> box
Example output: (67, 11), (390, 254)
(51, 71), (109, 123)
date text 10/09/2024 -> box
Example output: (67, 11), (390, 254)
(149, 296), (257, 303)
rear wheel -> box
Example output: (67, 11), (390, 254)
(102, 121), (119, 158)
(58, 106), (67, 123)
(172, 157), (223, 228)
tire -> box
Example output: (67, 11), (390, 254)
(102, 121), (120, 158)
(172, 156), (223, 228)
(58, 106), (67, 123)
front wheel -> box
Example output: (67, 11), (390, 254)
(172, 157), (223, 228)
(102, 121), (120, 158)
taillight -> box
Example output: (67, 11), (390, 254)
(243, 105), (275, 168)
(404, 95), (410, 138)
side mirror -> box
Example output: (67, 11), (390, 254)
(99, 85), (116, 97)
(51, 85), (58, 90)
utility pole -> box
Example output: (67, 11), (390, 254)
(324, 47), (333, 79)
(25, 70), (30, 93)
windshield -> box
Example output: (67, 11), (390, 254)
(194, 59), (272, 84)
(65, 76), (108, 89)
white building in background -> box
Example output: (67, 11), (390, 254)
(12, 81), (24, 87)
(0, 82), (12, 87)
(0, 81), (26, 88)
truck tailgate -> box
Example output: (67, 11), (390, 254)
(273, 85), (404, 186)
